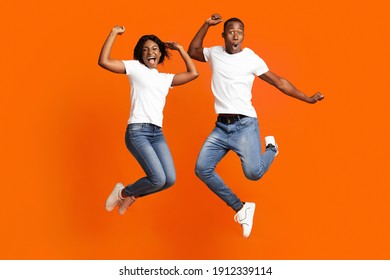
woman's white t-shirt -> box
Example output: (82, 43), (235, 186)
(123, 60), (174, 127)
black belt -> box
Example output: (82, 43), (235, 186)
(217, 114), (247, 125)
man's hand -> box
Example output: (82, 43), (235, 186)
(308, 92), (325, 103)
(206, 13), (223, 26)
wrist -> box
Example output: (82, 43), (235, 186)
(306, 96), (315, 103)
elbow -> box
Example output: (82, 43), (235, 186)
(274, 77), (285, 89)
(98, 59), (110, 71)
(193, 71), (199, 80)
(188, 66), (199, 80)
(98, 59), (105, 68)
(188, 47), (201, 61)
(274, 78), (287, 92)
(188, 49), (205, 62)
(187, 48), (195, 59)
(189, 70), (199, 81)
(186, 71), (199, 83)
(98, 54), (110, 69)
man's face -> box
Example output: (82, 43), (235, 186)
(222, 21), (245, 54)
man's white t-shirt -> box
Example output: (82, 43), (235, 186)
(123, 60), (174, 127)
(203, 46), (269, 117)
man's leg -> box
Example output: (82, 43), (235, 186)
(195, 124), (244, 212)
(231, 117), (277, 181)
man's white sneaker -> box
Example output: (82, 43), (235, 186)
(265, 136), (279, 156)
(234, 202), (256, 238)
(105, 183), (124, 212)
(118, 196), (136, 215)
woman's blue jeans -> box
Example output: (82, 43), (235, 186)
(123, 123), (176, 197)
(195, 117), (276, 211)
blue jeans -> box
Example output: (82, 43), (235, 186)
(195, 117), (276, 211)
(123, 123), (176, 198)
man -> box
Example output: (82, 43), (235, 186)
(188, 14), (324, 238)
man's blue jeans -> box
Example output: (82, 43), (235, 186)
(124, 123), (176, 197)
(195, 117), (276, 211)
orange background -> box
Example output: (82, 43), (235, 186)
(1, 0), (389, 259)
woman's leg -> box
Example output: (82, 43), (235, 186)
(124, 124), (175, 197)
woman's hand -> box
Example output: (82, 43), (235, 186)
(165, 41), (182, 51)
(112, 26), (125, 35)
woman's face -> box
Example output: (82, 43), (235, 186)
(142, 40), (162, 68)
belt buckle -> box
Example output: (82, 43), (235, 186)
(230, 115), (239, 124)
(226, 115), (237, 124)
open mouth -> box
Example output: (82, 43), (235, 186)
(147, 57), (156, 63)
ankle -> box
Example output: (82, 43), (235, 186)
(119, 189), (127, 199)
(236, 203), (245, 212)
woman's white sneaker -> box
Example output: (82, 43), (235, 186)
(118, 196), (136, 215)
(105, 183), (124, 211)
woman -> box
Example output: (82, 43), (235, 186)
(98, 26), (198, 215)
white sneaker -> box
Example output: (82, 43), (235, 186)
(234, 202), (256, 238)
(265, 136), (279, 156)
(105, 183), (124, 212)
(118, 196), (136, 215)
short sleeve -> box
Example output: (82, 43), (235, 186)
(122, 60), (138, 75)
(253, 55), (269, 76)
(203, 48), (211, 62)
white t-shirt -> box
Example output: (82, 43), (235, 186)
(203, 46), (269, 117)
(123, 60), (174, 127)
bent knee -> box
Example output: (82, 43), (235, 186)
(244, 171), (263, 181)
(150, 174), (167, 189)
(164, 174), (176, 188)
